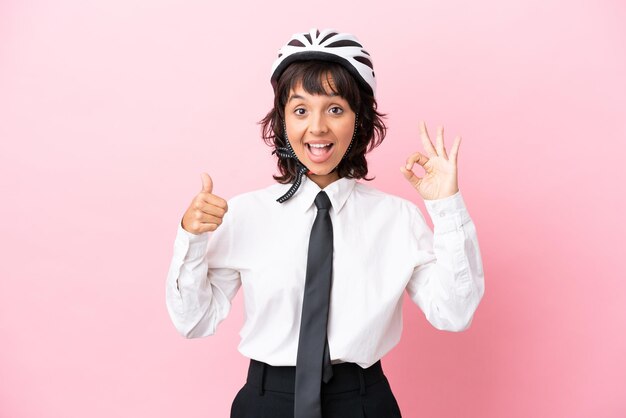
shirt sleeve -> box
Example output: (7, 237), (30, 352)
(405, 190), (485, 331)
(165, 213), (242, 338)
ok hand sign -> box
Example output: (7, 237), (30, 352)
(400, 121), (461, 201)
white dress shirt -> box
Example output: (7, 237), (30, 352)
(165, 175), (485, 369)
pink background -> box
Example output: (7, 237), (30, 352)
(1, 1), (625, 417)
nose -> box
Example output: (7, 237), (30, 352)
(308, 111), (328, 135)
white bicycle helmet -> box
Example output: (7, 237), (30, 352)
(270, 28), (376, 96)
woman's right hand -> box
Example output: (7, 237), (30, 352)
(181, 173), (228, 235)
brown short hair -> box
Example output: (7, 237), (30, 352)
(260, 60), (387, 184)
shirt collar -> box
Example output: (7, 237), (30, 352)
(279, 176), (357, 214)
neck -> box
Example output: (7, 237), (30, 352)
(307, 172), (340, 189)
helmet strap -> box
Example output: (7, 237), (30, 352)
(331, 111), (358, 173)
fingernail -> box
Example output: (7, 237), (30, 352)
(405, 163), (411, 170)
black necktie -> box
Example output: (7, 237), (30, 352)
(294, 191), (334, 418)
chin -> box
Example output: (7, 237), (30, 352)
(308, 165), (335, 176)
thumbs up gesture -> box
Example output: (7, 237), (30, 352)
(181, 173), (229, 235)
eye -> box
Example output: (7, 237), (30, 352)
(329, 106), (344, 115)
(294, 108), (306, 116)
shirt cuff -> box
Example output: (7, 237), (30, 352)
(174, 218), (210, 261)
(423, 191), (473, 233)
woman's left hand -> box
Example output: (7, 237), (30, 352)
(400, 121), (461, 201)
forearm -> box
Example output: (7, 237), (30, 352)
(165, 222), (226, 338)
(408, 191), (485, 331)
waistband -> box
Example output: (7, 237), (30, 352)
(246, 359), (386, 396)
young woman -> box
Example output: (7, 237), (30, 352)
(166, 28), (485, 418)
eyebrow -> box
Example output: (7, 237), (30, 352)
(288, 92), (339, 102)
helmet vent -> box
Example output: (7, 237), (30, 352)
(354, 56), (373, 69)
(288, 39), (306, 47)
(326, 40), (363, 48)
(320, 32), (338, 43)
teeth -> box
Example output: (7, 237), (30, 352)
(308, 143), (332, 148)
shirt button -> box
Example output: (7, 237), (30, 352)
(440, 211), (446, 217)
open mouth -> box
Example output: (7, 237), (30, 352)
(306, 143), (335, 163)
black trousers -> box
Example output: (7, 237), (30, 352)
(230, 359), (402, 418)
